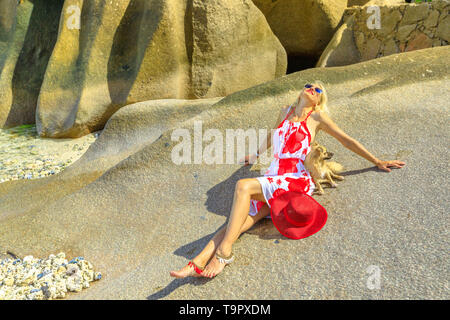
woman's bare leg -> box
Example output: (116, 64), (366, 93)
(194, 202), (268, 267)
(170, 194), (269, 278)
(201, 178), (266, 278)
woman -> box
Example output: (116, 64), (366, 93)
(170, 80), (405, 279)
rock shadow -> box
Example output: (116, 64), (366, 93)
(5, 0), (63, 127)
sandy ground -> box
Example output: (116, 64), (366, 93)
(0, 125), (99, 184)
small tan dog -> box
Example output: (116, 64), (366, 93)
(304, 141), (345, 195)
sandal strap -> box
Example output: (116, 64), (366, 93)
(188, 261), (204, 274)
(215, 252), (235, 264)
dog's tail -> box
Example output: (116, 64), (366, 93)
(327, 161), (344, 173)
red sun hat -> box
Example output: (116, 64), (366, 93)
(269, 191), (328, 240)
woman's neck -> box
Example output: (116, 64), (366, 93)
(293, 103), (315, 118)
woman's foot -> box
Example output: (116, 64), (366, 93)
(170, 261), (204, 278)
(201, 249), (234, 278)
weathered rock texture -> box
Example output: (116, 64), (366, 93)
(0, 0), (286, 138)
(317, 0), (449, 67)
(349, 0), (404, 7)
(251, 0), (348, 57)
(348, 0), (372, 6)
(0, 46), (448, 299)
(0, 0), (63, 128)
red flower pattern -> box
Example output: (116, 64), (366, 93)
(256, 201), (265, 211)
(285, 176), (310, 194)
(282, 127), (306, 154)
(277, 158), (299, 175)
(301, 146), (308, 157)
(302, 122), (311, 144)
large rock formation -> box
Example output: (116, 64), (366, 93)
(348, 0), (372, 6)
(0, 0), (286, 138)
(349, 0), (404, 6)
(0, 46), (448, 299)
(251, 0), (348, 57)
(317, 0), (449, 67)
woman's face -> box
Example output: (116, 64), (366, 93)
(297, 83), (322, 106)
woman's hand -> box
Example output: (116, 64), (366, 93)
(375, 159), (406, 172)
(239, 153), (259, 166)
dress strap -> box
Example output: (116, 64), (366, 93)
(304, 109), (314, 122)
(284, 104), (294, 121)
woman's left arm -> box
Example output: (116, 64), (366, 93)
(317, 111), (406, 172)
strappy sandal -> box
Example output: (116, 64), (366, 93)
(215, 252), (235, 265)
(206, 252), (234, 278)
(187, 261), (205, 276)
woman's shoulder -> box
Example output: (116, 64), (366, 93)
(311, 109), (326, 120)
(310, 110), (327, 130)
(311, 109), (335, 132)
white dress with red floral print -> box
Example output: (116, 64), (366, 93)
(249, 105), (316, 218)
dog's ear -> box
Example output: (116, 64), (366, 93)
(314, 145), (323, 152)
(308, 147), (320, 157)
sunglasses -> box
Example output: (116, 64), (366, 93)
(304, 84), (323, 94)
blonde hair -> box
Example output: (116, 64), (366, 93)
(297, 80), (329, 114)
